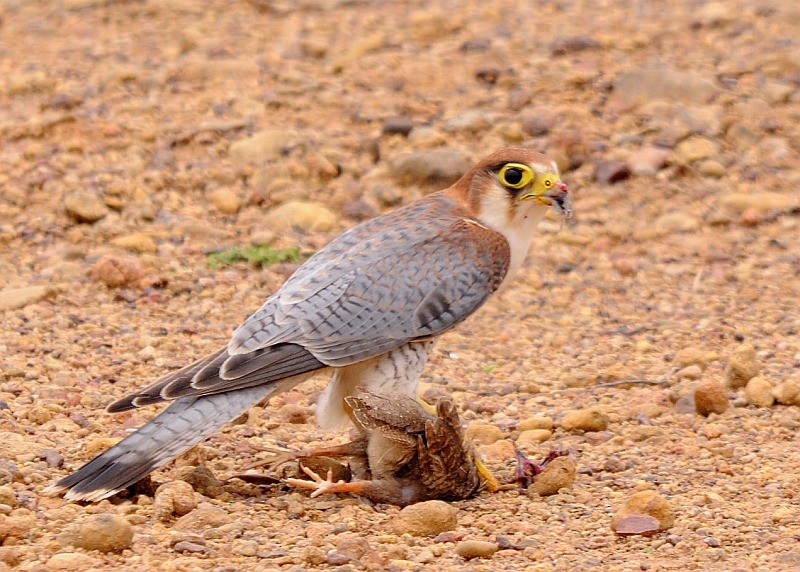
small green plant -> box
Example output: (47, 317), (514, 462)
(480, 364), (498, 374)
(208, 244), (306, 269)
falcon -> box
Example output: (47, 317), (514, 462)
(47, 147), (571, 501)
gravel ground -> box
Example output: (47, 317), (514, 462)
(1, 0), (799, 570)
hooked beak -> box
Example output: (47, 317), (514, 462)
(530, 181), (572, 220)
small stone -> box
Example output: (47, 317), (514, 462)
(0, 512), (36, 543)
(381, 116), (414, 137)
(64, 190), (109, 223)
(593, 161), (630, 184)
(611, 490), (674, 532)
(773, 380), (800, 406)
(464, 422), (505, 445)
(263, 201), (338, 233)
(698, 160), (725, 178)
(207, 188), (242, 215)
(45, 553), (100, 571)
(611, 67), (717, 108)
(392, 500), (458, 537)
(724, 344), (761, 388)
(560, 409), (609, 432)
(675, 348), (708, 370)
(174, 466), (226, 499)
(612, 514), (661, 536)
(0, 285), (59, 311)
(694, 381), (729, 416)
(655, 211), (699, 233)
(228, 129), (297, 166)
(517, 415), (554, 431)
(719, 192), (798, 214)
(627, 146), (669, 176)
(0, 487), (12, 509)
(676, 136), (719, 162)
(173, 504), (232, 531)
(173, 541), (206, 554)
(739, 208), (763, 227)
(59, 514), (134, 552)
(550, 35), (600, 56)
(675, 365), (703, 380)
(454, 540), (499, 560)
(153, 481), (197, 522)
(91, 255), (146, 288)
(527, 457), (577, 497)
(111, 233), (158, 253)
(391, 148), (470, 187)
(443, 110), (491, 134)
(516, 429), (552, 447)
(745, 376), (774, 408)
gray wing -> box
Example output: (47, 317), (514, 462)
(229, 193), (511, 366)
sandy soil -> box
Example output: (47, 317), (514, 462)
(1, 0), (799, 570)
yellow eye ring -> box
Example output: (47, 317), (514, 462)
(499, 162), (534, 189)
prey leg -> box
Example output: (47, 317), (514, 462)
(286, 466), (365, 498)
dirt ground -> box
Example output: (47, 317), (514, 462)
(1, 0), (800, 570)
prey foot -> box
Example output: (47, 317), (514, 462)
(286, 466), (349, 498)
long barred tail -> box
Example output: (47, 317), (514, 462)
(45, 385), (278, 502)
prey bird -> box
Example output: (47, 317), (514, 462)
(285, 390), (488, 506)
(47, 147), (572, 501)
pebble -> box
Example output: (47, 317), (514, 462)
(560, 409), (609, 433)
(173, 505), (232, 531)
(442, 109), (491, 134)
(654, 211), (699, 233)
(675, 365), (703, 380)
(724, 344), (761, 388)
(464, 422), (505, 445)
(0, 285), (59, 311)
(517, 415), (554, 431)
(611, 67), (717, 108)
(454, 540), (499, 560)
(593, 161), (630, 184)
(390, 148), (470, 187)
(516, 429), (552, 447)
(111, 233), (158, 253)
(550, 35), (600, 56)
(174, 466), (226, 499)
(263, 201), (338, 233)
(153, 480), (198, 522)
(64, 190), (109, 223)
(745, 376), (774, 408)
(675, 348), (709, 369)
(612, 514), (661, 536)
(676, 136), (720, 162)
(45, 552), (99, 571)
(381, 116), (414, 137)
(228, 129), (297, 166)
(90, 255), (146, 288)
(698, 159), (725, 178)
(0, 512), (36, 543)
(694, 380), (729, 416)
(719, 192), (798, 214)
(392, 501), (458, 537)
(58, 513), (133, 552)
(527, 457), (577, 497)
(0, 487), (13, 508)
(772, 380), (800, 406)
(627, 146), (669, 176)
(611, 490), (674, 532)
(207, 188), (242, 214)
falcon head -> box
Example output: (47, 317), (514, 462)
(459, 148), (572, 227)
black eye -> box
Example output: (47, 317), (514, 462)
(503, 168), (523, 186)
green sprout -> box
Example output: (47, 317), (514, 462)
(208, 244), (306, 269)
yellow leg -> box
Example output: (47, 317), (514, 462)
(474, 458), (500, 492)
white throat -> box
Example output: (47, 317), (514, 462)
(476, 186), (548, 290)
